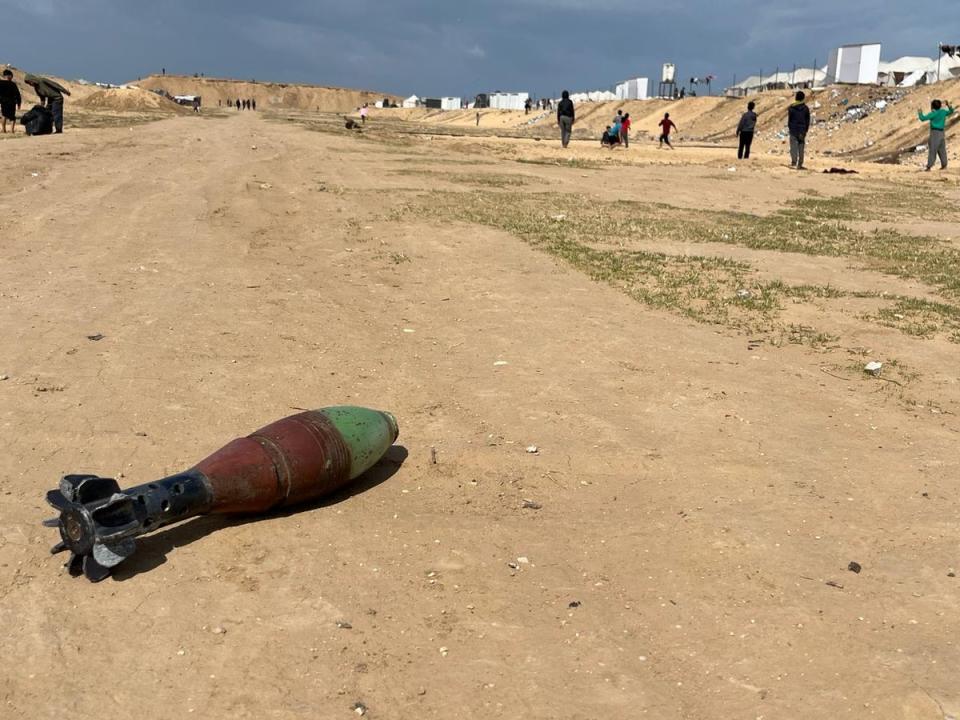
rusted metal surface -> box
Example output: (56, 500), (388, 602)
(196, 411), (352, 513)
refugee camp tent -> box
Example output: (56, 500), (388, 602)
(402, 95), (421, 108)
(440, 97), (461, 110)
(877, 57), (934, 86)
(615, 78), (649, 100)
(827, 43), (882, 84)
(487, 92), (529, 110)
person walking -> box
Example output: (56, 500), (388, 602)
(620, 112), (631, 148)
(658, 112), (677, 148)
(360, 103), (369, 124)
(0, 69), (22, 134)
(23, 74), (71, 133)
(736, 101), (757, 159)
(252, 98), (256, 111)
(787, 91), (811, 169)
(918, 99), (955, 171)
(557, 90), (575, 148)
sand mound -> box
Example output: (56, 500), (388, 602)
(135, 75), (398, 112)
(75, 87), (190, 114)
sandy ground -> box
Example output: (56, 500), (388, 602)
(1, 111), (959, 720)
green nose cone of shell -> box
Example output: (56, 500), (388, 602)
(320, 406), (399, 480)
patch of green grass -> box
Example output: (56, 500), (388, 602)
(391, 168), (537, 188)
(516, 157), (610, 169)
(870, 297), (960, 343)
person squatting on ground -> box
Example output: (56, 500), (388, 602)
(602, 116), (623, 148)
(788, 91), (810, 169)
(24, 73), (70, 133)
(0, 69), (22, 134)
(918, 99), (955, 171)
(736, 101), (757, 159)
(557, 90), (575, 148)
(658, 112), (677, 148)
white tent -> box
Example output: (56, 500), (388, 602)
(487, 92), (530, 110)
(440, 97), (461, 110)
(615, 78), (649, 100)
(402, 95), (421, 108)
(827, 43), (882, 84)
(877, 56), (933, 86)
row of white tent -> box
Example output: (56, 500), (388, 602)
(400, 91), (532, 111)
(729, 52), (960, 94)
(877, 53), (960, 87)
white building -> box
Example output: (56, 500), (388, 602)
(402, 95), (421, 108)
(440, 97), (461, 110)
(487, 92), (530, 110)
(615, 78), (649, 100)
(827, 43), (882, 84)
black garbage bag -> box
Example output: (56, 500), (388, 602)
(21, 104), (53, 136)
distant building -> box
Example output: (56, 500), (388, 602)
(402, 95), (421, 108)
(440, 97), (461, 110)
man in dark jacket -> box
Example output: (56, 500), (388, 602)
(787, 91), (811, 169)
(557, 90), (575, 148)
(736, 101), (757, 159)
(23, 73), (70, 133)
(0, 68), (22, 134)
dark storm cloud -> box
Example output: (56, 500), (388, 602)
(2, 0), (945, 96)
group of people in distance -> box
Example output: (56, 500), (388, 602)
(231, 98), (256, 110)
(556, 88), (955, 171)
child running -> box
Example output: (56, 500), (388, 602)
(658, 112), (677, 149)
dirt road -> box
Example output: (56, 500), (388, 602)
(1, 113), (958, 719)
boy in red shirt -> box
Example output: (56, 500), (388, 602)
(658, 112), (677, 149)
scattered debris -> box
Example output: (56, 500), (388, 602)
(86, 333), (105, 341)
(521, 499), (542, 510)
(439, 646), (449, 657)
(825, 580), (844, 589)
(550, 214), (567, 221)
(568, 600), (581, 608)
(352, 701), (367, 716)
(493, 360), (509, 366)
(211, 626), (226, 635)
(864, 361), (883, 376)
(336, 620), (353, 629)
(0, 374), (8, 381)
(823, 167), (859, 174)
(516, 556), (530, 565)
(525, 445), (539, 454)
(736, 289), (752, 299)
(430, 446), (438, 464)
(507, 562), (519, 570)
(259, 183), (272, 190)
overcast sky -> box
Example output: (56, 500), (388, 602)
(3, 0), (945, 96)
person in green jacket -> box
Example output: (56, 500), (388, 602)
(918, 99), (955, 171)
(23, 73), (71, 133)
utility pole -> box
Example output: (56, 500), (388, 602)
(937, 41), (942, 83)
(813, 58), (817, 88)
